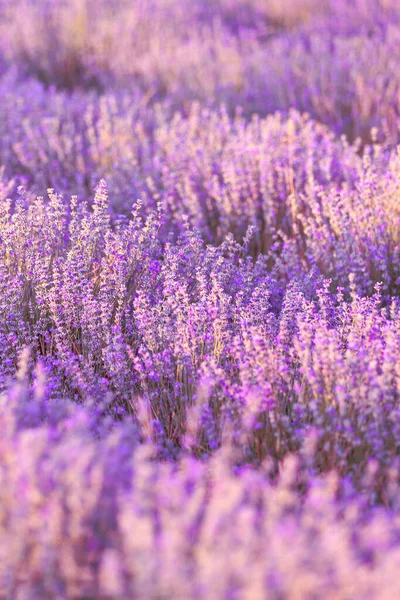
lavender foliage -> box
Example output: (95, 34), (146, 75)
(1, 1), (400, 598)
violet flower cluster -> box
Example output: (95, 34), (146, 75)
(1, 1), (400, 598)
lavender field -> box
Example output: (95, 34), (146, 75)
(3, 0), (400, 597)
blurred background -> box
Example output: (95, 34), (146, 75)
(0, 0), (399, 142)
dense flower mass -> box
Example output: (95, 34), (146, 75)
(1, 0), (400, 597)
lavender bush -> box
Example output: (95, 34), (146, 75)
(1, 0), (400, 598)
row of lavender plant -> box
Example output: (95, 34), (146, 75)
(0, 180), (399, 480)
(1, 81), (399, 296)
(3, 371), (400, 598)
